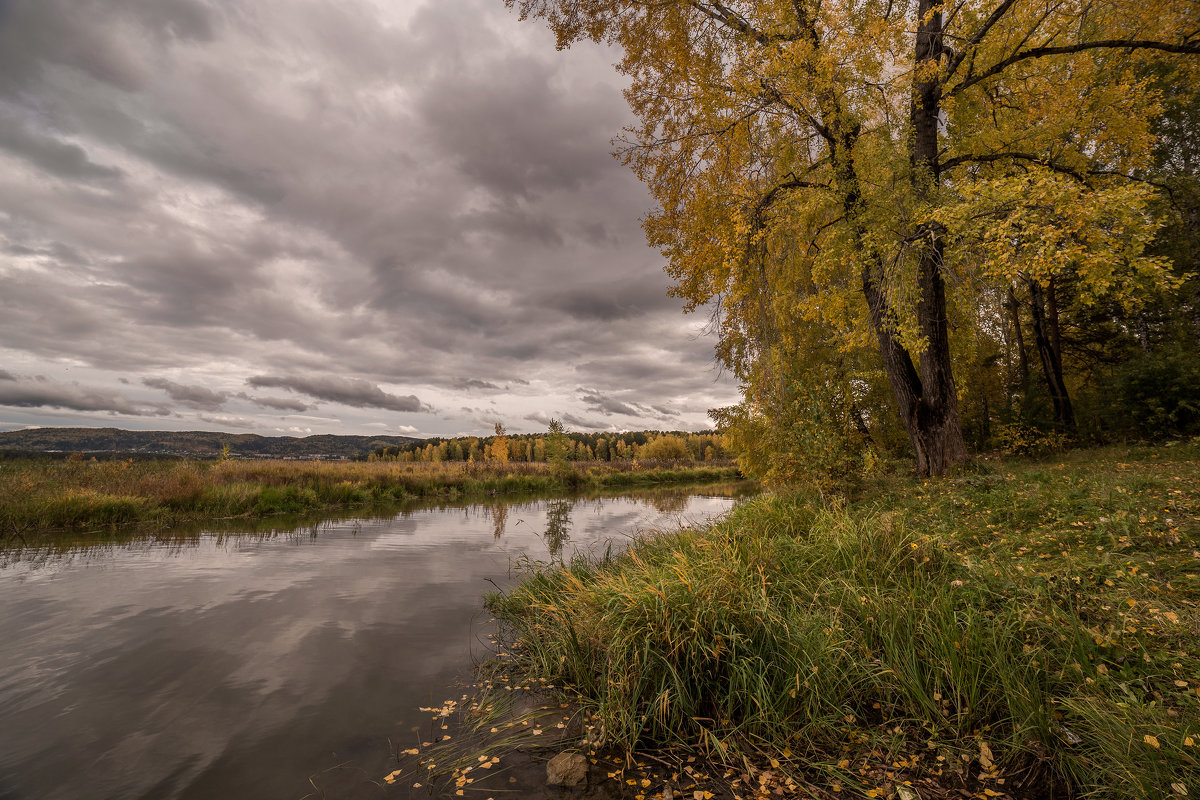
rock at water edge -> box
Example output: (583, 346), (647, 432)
(546, 752), (588, 787)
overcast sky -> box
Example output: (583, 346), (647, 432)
(0, 0), (738, 439)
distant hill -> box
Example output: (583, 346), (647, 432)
(0, 427), (422, 460)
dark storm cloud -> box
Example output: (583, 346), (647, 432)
(246, 376), (432, 414)
(0, 373), (167, 416)
(142, 377), (227, 411)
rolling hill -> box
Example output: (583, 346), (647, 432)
(0, 427), (421, 460)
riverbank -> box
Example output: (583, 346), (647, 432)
(486, 441), (1200, 799)
(0, 457), (740, 536)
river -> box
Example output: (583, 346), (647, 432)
(0, 485), (751, 800)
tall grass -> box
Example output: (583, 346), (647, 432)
(0, 457), (741, 535)
(487, 442), (1200, 798)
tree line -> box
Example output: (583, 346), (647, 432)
(368, 424), (726, 464)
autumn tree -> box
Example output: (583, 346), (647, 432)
(640, 433), (691, 460)
(544, 418), (570, 466)
(488, 422), (511, 463)
(509, 0), (1199, 476)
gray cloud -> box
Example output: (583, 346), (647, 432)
(0, 373), (168, 416)
(197, 413), (256, 429)
(235, 393), (312, 413)
(0, 112), (124, 181)
(142, 377), (227, 411)
(454, 379), (501, 391)
(578, 389), (641, 417)
(560, 412), (615, 431)
(246, 375), (432, 413)
(0, 0), (739, 436)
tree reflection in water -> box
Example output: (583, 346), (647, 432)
(642, 490), (690, 515)
(489, 503), (508, 539)
(542, 500), (572, 559)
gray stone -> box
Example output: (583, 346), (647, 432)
(546, 752), (588, 787)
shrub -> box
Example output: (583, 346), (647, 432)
(1109, 348), (1200, 437)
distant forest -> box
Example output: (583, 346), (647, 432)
(370, 428), (726, 463)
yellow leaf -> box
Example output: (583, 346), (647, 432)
(1145, 735), (1161, 749)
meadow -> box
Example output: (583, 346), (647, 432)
(485, 441), (1200, 799)
(0, 456), (740, 537)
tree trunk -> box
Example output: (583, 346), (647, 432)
(832, 0), (967, 477)
(873, 0), (968, 476)
(1007, 286), (1030, 396)
(862, 265), (968, 476)
(1028, 278), (1076, 432)
(980, 394), (991, 443)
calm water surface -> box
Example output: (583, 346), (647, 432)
(0, 486), (750, 800)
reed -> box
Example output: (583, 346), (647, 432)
(0, 457), (741, 536)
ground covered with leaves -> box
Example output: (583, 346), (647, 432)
(477, 442), (1199, 799)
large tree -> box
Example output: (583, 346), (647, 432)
(509, 0), (1198, 476)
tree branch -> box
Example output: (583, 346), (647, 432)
(950, 38), (1200, 96)
(941, 151), (1090, 181)
(943, 0), (1020, 79)
(687, 1), (803, 44)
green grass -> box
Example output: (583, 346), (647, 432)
(0, 457), (741, 536)
(486, 441), (1200, 799)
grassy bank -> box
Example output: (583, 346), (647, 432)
(0, 457), (740, 536)
(486, 442), (1200, 798)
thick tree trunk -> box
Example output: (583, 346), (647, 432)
(1028, 278), (1076, 432)
(831, 0), (967, 476)
(862, 265), (968, 476)
(861, 0), (967, 477)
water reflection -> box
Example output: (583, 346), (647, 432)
(488, 502), (508, 539)
(0, 483), (755, 800)
(542, 499), (573, 558)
